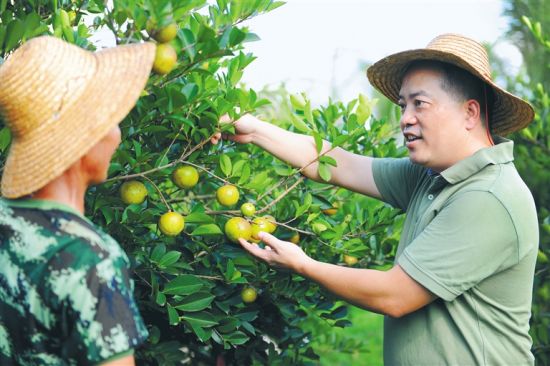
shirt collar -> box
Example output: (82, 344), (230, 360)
(439, 136), (514, 185)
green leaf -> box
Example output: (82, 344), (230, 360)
(225, 330), (249, 345)
(5, 19), (24, 52)
(180, 28), (196, 60)
(167, 304), (179, 325)
(191, 224), (223, 236)
(156, 291), (166, 306)
(185, 212), (214, 224)
(289, 114), (310, 133)
(304, 101), (313, 124)
(182, 311), (219, 328)
(318, 162), (332, 182)
(174, 292), (215, 312)
(158, 251), (181, 268)
(290, 93), (306, 110)
(312, 131), (323, 154)
(220, 154), (232, 176)
(356, 93), (373, 124)
(319, 155), (337, 167)
(0, 127), (11, 152)
(151, 244), (166, 262)
(163, 274), (203, 295)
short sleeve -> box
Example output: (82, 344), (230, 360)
(397, 191), (519, 301)
(372, 158), (426, 211)
(59, 256), (148, 364)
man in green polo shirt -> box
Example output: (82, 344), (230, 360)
(212, 34), (539, 364)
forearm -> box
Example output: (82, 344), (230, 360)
(250, 119), (335, 182)
(297, 258), (399, 316)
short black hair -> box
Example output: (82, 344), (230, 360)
(403, 60), (494, 124)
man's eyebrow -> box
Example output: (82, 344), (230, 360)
(398, 90), (431, 100)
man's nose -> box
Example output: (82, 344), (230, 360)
(400, 106), (417, 130)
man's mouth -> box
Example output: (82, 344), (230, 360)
(404, 134), (422, 143)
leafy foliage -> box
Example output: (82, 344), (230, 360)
(503, 8), (550, 363)
(0, 1), (405, 364)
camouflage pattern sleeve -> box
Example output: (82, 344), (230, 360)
(49, 243), (149, 364)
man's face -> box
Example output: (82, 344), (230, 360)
(398, 67), (467, 172)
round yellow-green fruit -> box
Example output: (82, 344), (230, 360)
(289, 232), (300, 244)
(240, 203), (256, 217)
(217, 184), (239, 207)
(343, 255), (358, 266)
(158, 211), (185, 236)
(262, 215), (277, 233)
(153, 22), (178, 43)
(153, 43), (177, 75)
(241, 287), (257, 303)
(120, 180), (147, 205)
(172, 165), (199, 189)
(251, 217), (271, 240)
(224, 217), (251, 243)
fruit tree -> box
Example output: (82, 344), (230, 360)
(0, 0), (410, 364)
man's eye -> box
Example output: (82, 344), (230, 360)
(414, 100), (425, 107)
(398, 103), (406, 111)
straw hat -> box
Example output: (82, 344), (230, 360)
(0, 36), (155, 198)
(367, 33), (534, 136)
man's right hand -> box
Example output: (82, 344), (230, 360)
(210, 114), (259, 145)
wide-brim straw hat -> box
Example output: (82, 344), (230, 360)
(0, 36), (155, 198)
(367, 33), (534, 136)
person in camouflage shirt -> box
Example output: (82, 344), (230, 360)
(0, 199), (148, 365)
(0, 36), (155, 364)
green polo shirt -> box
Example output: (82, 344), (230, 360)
(372, 137), (538, 365)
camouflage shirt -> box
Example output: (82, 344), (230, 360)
(0, 198), (148, 365)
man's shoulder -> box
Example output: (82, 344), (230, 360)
(0, 198), (128, 269)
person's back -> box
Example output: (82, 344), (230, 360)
(0, 198), (148, 364)
(0, 36), (155, 364)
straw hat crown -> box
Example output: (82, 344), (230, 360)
(0, 37), (97, 139)
(0, 36), (155, 198)
(367, 33), (534, 136)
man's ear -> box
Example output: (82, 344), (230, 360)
(464, 99), (482, 130)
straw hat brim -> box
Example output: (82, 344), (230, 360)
(1, 42), (155, 198)
(366, 48), (534, 136)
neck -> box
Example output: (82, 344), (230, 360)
(32, 164), (88, 214)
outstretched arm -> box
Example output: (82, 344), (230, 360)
(212, 114), (382, 199)
(239, 232), (436, 318)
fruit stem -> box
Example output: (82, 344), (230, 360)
(142, 175), (171, 211)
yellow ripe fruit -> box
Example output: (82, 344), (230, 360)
(322, 207), (338, 215)
(241, 287), (257, 303)
(343, 255), (358, 266)
(67, 10), (77, 24)
(217, 185), (239, 207)
(172, 166), (199, 189)
(240, 203), (256, 217)
(262, 215), (277, 233)
(225, 217), (252, 243)
(154, 22), (178, 43)
(158, 212), (185, 236)
(289, 232), (300, 244)
(322, 201), (340, 216)
(251, 217), (271, 240)
(120, 180), (148, 205)
(153, 43), (177, 75)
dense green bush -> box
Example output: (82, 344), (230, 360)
(0, 1), (405, 363)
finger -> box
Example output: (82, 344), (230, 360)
(238, 238), (271, 262)
(257, 232), (281, 251)
(210, 132), (221, 144)
(220, 114), (232, 123)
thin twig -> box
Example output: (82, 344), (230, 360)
(142, 175), (171, 211)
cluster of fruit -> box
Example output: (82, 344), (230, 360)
(119, 166), (279, 245)
(148, 21), (179, 75)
